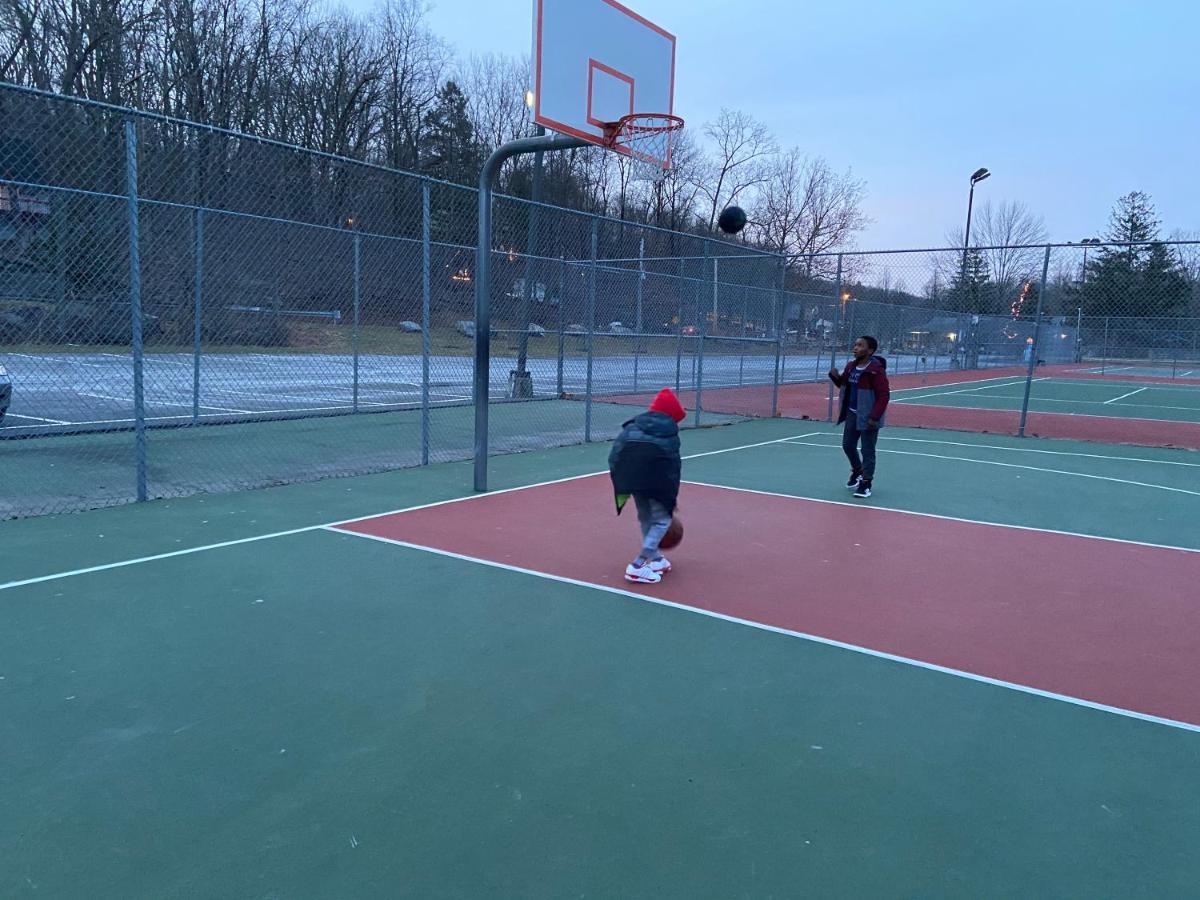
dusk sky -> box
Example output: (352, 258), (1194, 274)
(347, 0), (1198, 251)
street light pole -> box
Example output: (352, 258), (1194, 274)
(960, 166), (990, 367)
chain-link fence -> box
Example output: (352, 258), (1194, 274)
(3, 83), (1198, 518)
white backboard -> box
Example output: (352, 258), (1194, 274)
(532, 0), (676, 167)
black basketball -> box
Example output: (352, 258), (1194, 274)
(717, 205), (748, 235)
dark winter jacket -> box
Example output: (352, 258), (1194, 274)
(829, 355), (890, 428)
(608, 411), (682, 515)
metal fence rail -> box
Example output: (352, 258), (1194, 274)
(2, 83), (1197, 518)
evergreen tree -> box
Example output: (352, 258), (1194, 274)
(1081, 192), (1189, 319)
(419, 81), (484, 186)
(948, 247), (991, 313)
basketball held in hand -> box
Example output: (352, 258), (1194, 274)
(660, 516), (683, 549)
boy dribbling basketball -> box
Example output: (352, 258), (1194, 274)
(608, 387), (686, 584)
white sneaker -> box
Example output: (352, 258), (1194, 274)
(625, 562), (662, 584)
(648, 556), (672, 575)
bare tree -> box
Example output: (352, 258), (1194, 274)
(645, 129), (704, 233)
(944, 199), (1047, 313)
(460, 52), (532, 151)
(750, 148), (869, 277)
(697, 108), (775, 231)
(371, 0), (450, 171)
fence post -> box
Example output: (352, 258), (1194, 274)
(695, 255), (715, 428)
(1074, 306), (1083, 364)
(771, 257), (785, 417)
(1101, 316), (1110, 374)
(827, 254), (844, 422)
(1018, 245), (1053, 437)
(352, 231), (361, 412)
(584, 218), (597, 442)
(192, 207), (203, 423)
(556, 256), (565, 396)
(421, 183), (431, 465)
(634, 234), (644, 393)
(675, 257), (685, 392)
(124, 120), (147, 503)
(738, 285), (748, 386)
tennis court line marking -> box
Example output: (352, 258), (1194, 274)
(822, 435), (1200, 468)
(882, 400), (1197, 425)
(0, 399), (475, 430)
(322, 528), (1200, 735)
(3, 412), (72, 425)
(882, 373), (1032, 392)
(777, 440), (1200, 498)
(899, 392), (1199, 413)
(891, 378), (1038, 402)
(0, 433), (823, 592)
(683, 479), (1200, 555)
(78, 391), (253, 415)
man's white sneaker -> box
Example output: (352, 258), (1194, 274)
(625, 562), (662, 584)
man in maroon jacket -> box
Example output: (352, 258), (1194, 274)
(828, 335), (890, 498)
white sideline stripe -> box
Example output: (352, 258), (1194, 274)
(897, 376), (1036, 400)
(3, 412), (71, 425)
(0, 432), (820, 592)
(815, 434), (1200, 468)
(682, 479), (1200, 555)
(322, 528), (1200, 735)
(779, 440), (1200, 498)
(1, 399), (475, 429)
(881, 401), (1196, 426)
(887, 374), (1032, 391)
(892, 378), (1038, 402)
(903, 392), (1199, 412)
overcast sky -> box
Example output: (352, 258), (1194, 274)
(342, 0), (1198, 251)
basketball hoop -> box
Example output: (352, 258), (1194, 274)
(602, 113), (684, 183)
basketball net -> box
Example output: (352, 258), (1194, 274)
(603, 114), (684, 184)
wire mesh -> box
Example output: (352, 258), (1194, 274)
(2, 83), (1198, 518)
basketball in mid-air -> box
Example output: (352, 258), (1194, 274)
(659, 515), (683, 549)
(717, 205), (747, 235)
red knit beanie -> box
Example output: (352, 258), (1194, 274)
(649, 387), (686, 422)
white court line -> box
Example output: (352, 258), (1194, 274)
(0, 400), (475, 430)
(893, 378), (1045, 403)
(684, 479), (1200, 555)
(879, 400), (1195, 426)
(1051, 378), (1200, 392)
(0, 432), (822, 592)
(814, 434), (1200, 468)
(78, 391), (255, 415)
(324, 528), (1200, 735)
(885, 374), (1032, 393)
(1106, 387), (1147, 404)
(780, 440), (1200, 498)
(902, 391), (1200, 413)
(2, 412), (71, 425)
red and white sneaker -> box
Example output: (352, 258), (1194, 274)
(648, 556), (672, 575)
(625, 562), (662, 584)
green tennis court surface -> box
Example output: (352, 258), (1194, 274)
(3, 420), (1199, 898)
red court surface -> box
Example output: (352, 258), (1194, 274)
(336, 477), (1200, 728)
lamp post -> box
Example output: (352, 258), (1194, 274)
(960, 167), (991, 293)
(960, 167), (990, 367)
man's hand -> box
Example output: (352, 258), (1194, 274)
(866, 418), (879, 430)
(828, 367), (839, 380)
